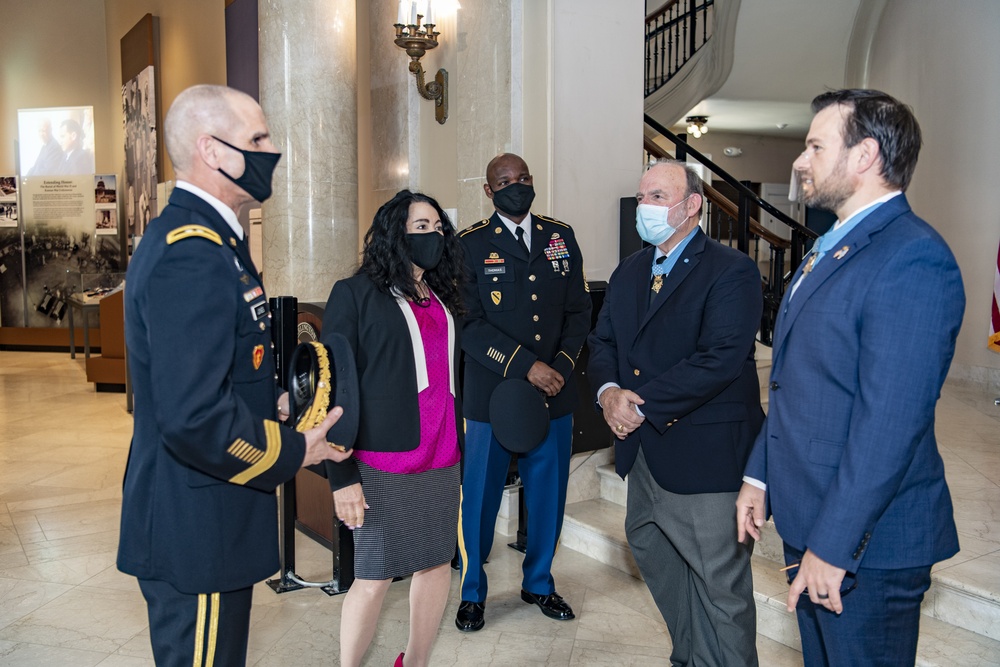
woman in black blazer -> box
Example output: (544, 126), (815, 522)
(322, 190), (465, 667)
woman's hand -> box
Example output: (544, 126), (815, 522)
(333, 483), (368, 530)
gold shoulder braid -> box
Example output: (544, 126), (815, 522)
(166, 224), (223, 246)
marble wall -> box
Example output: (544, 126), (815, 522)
(368, 0), (413, 217)
(259, 0), (359, 303)
(455, 0), (514, 227)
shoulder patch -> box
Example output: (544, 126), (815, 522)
(534, 214), (569, 229)
(166, 225), (223, 246)
(458, 219), (491, 238)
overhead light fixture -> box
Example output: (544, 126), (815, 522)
(686, 116), (708, 138)
(394, 1), (448, 124)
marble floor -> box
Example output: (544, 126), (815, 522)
(0, 350), (997, 666)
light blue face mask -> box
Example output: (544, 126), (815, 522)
(635, 195), (691, 245)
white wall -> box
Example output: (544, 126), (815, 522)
(0, 0), (111, 176)
(552, 0), (645, 282)
(868, 0), (1000, 389)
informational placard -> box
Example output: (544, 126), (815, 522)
(95, 174), (118, 236)
(15, 106), (99, 327)
(123, 66), (157, 238)
(0, 177), (16, 228)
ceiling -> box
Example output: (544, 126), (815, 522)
(670, 0), (865, 139)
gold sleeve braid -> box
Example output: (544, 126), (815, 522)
(229, 421), (283, 485)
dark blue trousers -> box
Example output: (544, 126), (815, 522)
(458, 415), (572, 603)
(783, 543), (931, 667)
(139, 578), (254, 667)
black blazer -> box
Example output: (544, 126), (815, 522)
(322, 273), (463, 490)
(587, 230), (764, 494)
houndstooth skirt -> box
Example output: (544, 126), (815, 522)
(353, 460), (460, 580)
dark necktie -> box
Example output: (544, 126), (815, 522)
(515, 225), (529, 256)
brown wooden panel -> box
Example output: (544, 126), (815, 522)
(120, 14), (164, 180)
(0, 327), (102, 349)
(295, 469), (335, 543)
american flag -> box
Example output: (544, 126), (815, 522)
(991, 240), (1000, 353)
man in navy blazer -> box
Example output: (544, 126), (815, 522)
(737, 89), (965, 666)
(588, 160), (763, 666)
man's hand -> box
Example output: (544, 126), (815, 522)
(276, 391), (291, 422)
(333, 483), (368, 530)
(787, 548), (848, 614)
(527, 361), (565, 397)
(301, 407), (352, 467)
(735, 482), (765, 543)
(599, 386), (645, 439)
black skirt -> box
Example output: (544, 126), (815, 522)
(353, 460), (460, 580)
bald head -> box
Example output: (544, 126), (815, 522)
(486, 153), (529, 188)
(164, 85), (256, 173)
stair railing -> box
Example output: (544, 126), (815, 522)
(644, 114), (818, 344)
(645, 0), (715, 97)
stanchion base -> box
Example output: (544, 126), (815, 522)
(507, 540), (527, 554)
(266, 573), (306, 594)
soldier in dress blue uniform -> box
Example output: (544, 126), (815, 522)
(118, 85), (349, 667)
(455, 153), (592, 632)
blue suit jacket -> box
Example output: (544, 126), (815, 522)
(744, 194), (964, 572)
(588, 229), (764, 494)
(119, 188), (306, 593)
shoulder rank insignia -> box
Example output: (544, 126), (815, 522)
(458, 219), (491, 237)
(166, 225), (223, 246)
(535, 214), (570, 228)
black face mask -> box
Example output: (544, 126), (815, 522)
(212, 136), (281, 203)
(407, 232), (445, 270)
(491, 182), (535, 217)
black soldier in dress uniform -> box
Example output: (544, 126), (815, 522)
(455, 153), (591, 632)
(118, 85), (349, 667)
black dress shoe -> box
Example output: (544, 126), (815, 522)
(520, 589), (575, 620)
(455, 601), (485, 632)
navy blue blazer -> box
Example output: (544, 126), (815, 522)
(588, 229), (764, 494)
(119, 188), (306, 593)
(744, 195), (965, 572)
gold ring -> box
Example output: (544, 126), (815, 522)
(616, 424), (625, 433)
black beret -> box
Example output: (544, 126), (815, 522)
(287, 335), (360, 476)
(489, 379), (550, 454)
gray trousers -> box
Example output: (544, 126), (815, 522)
(625, 448), (758, 667)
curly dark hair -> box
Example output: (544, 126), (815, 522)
(358, 189), (467, 316)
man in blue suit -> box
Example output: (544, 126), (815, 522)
(589, 160), (763, 666)
(737, 89), (965, 667)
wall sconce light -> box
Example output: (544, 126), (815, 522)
(686, 116), (708, 138)
(394, 1), (448, 124)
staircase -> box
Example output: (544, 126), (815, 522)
(557, 347), (1000, 665)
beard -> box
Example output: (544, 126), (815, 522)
(798, 152), (854, 213)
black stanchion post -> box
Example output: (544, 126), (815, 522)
(267, 296), (305, 594)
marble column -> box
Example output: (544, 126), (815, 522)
(455, 0), (513, 226)
(259, 0), (358, 303)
